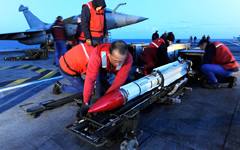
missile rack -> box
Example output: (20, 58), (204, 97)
(65, 76), (191, 150)
(3, 35), (50, 61)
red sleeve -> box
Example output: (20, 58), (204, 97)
(83, 48), (101, 104)
(143, 62), (155, 71)
(105, 52), (133, 94)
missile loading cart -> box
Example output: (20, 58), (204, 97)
(65, 59), (192, 150)
(65, 43), (205, 150)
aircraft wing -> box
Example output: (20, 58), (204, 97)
(0, 30), (48, 40)
(63, 16), (76, 24)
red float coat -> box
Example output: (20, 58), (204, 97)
(80, 1), (105, 39)
(59, 43), (94, 76)
(138, 38), (166, 69)
(51, 21), (67, 41)
(83, 43), (133, 104)
(211, 42), (239, 70)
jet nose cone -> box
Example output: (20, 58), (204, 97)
(125, 15), (148, 25)
(137, 16), (149, 22)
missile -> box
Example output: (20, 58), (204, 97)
(88, 58), (191, 113)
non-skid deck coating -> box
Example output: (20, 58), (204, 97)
(0, 41), (240, 150)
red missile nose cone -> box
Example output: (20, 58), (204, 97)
(88, 89), (125, 113)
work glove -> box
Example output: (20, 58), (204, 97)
(104, 35), (108, 43)
(76, 103), (90, 118)
(86, 39), (91, 46)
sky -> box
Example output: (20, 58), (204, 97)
(0, 0), (240, 39)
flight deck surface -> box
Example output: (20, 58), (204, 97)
(0, 41), (240, 150)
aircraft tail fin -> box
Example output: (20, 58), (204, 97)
(19, 5), (45, 29)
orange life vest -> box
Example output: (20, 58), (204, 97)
(81, 1), (105, 38)
(59, 43), (94, 76)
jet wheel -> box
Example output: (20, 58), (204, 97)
(120, 139), (138, 150)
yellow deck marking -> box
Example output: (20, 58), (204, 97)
(38, 71), (58, 80)
(26, 66), (38, 71)
(17, 64), (30, 68)
(0, 66), (12, 70)
(35, 68), (47, 73)
(1, 65), (60, 87)
(5, 77), (31, 87)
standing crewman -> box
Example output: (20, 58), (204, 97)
(52, 43), (95, 95)
(198, 39), (239, 89)
(138, 32), (175, 75)
(152, 30), (159, 41)
(194, 36), (197, 43)
(77, 40), (133, 115)
(51, 16), (68, 67)
(207, 35), (210, 41)
(189, 36), (193, 43)
(81, 0), (108, 46)
(202, 35), (206, 40)
(74, 16), (85, 44)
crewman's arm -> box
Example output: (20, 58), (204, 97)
(103, 12), (108, 36)
(203, 44), (216, 64)
(83, 48), (101, 104)
(81, 5), (91, 40)
(50, 25), (55, 38)
(158, 45), (170, 65)
(105, 52), (133, 94)
(74, 24), (82, 39)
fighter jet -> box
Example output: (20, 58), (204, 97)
(0, 3), (148, 47)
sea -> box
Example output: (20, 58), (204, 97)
(0, 39), (235, 50)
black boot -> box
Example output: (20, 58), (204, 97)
(227, 76), (237, 88)
(202, 82), (220, 89)
(53, 81), (61, 95)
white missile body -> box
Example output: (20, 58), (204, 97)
(89, 58), (191, 113)
(120, 58), (191, 102)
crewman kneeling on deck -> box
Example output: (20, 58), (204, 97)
(52, 43), (95, 95)
(137, 32), (175, 75)
(77, 40), (133, 116)
(198, 39), (239, 89)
